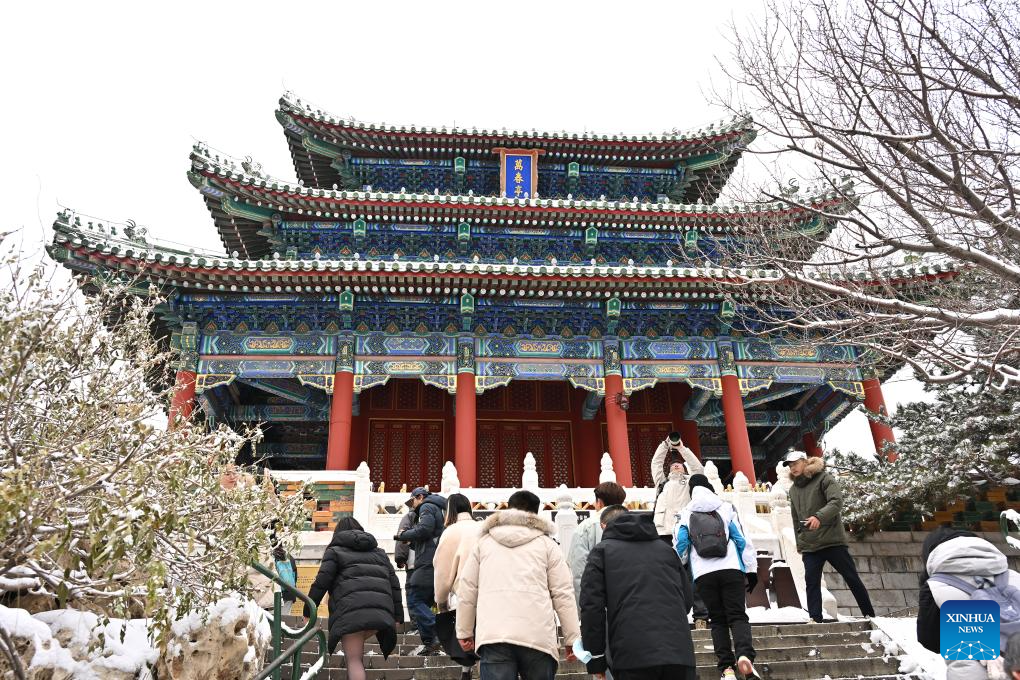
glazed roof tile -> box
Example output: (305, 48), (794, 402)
(50, 210), (960, 296)
(278, 92), (756, 147)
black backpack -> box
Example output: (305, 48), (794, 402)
(689, 510), (728, 558)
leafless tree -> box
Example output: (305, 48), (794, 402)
(714, 0), (1020, 389)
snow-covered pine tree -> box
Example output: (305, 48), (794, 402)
(831, 375), (1020, 532)
(0, 249), (305, 659)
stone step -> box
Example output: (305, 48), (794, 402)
(292, 640), (887, 669)
(278, 658), (913, 680)
(271, 619), (918, 680)
(282, 616), (875, 640)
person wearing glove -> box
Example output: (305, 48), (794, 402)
(674, 475), (759, 680)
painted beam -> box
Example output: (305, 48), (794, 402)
(683, 388), (712, 419)
(699, 445), (766, 461)
(697, 410), (802, 428)
(237, 378), (329, 409)
(699, 384), (809, 421)
(227, 404), (327, 422)
(258, 443), (326, 459)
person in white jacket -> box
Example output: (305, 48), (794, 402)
(926, 534), (1020, 680)
(674, 475), (758, 680)
(434, 493), (483, 680)
(651, 432), (710, 628)
(651, 432), (705, 538)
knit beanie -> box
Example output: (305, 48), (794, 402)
(688, 474), (713, 494)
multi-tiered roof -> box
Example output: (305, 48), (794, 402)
(47, 94), (955, 474)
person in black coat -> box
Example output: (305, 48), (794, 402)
(580, 507), (697, 680)
(305, 517), (404, 680)
(394, 487), (447, 654)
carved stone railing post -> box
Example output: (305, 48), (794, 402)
(441, 461), (461, 494)
(598, 452), (617, 484)
(522, 452), (540, 491)
(704, 461), (725, 494)
(353, 461), (373, 528)
(554, 485), (578, 558)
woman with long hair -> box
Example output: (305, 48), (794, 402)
(305, 517), (403, 680)
(433, 493), (482, 680)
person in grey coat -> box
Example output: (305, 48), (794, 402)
(926, 534), (1020, 680)
(567, 482), (627, 607)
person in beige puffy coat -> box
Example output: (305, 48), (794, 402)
(434, 493), (483, 611)
(456, 490), (580, 680)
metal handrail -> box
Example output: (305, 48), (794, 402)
(1001, 509), (1020, 546)
(251, 561), (327, 680)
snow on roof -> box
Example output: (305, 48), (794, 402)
(190, 143), (848, 218)
(279, 91), (756, 146)
(51, 208), (960, 290)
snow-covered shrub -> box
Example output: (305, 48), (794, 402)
(831, 377), (1020, 532)
(0, 250), (304, 663)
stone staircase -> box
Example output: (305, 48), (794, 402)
(275, 616), (923, 679)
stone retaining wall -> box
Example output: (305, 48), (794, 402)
(823, 531), (1020, 616)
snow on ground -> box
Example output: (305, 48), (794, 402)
(871, 616), (945, 680)
(747, 606), (811, 623)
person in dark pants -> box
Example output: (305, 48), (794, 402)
(784, 451), (875, 623)
(456, 490), (580, 680)
(581, 506), (697, 680)
(394, 507), (418, 633)
(394, 486), (447, 655)
(675, 475), (758, 680)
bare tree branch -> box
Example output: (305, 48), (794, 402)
(712, 0), (1020, 388)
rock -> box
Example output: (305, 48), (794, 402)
(158, 599), (270, 680)
(1, 590), (56, 615)
(0, 598), (269, 680)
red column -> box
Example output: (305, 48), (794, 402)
(604, 373), (634, 487)
(720, 374), (756, 485)
(678, 420), (702, 459)
(802, 431), (824, 458)
(863, 377), (897, 462)
(455, 372), (477, 487)
(326, 371), (354, 470)
(169, 370), (196, 428)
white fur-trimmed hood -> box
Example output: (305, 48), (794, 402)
(482, 509), (555, 548)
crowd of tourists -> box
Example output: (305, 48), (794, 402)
(297, 432), (1020, 680)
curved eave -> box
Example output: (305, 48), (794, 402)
(51, 227), (960, 301)
(53, 240), (775, 296)
(277, 97), (757, 194)
(278, 95), (755, 154)
(190, 149), (847, 257)
(187, 171), (272, 259)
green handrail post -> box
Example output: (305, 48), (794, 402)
(271, 593), (282, 680)
(252, 561), (327, 680)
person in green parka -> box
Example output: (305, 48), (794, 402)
(783, 450), (875, 623)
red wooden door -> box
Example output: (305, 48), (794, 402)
(477, 421), (573, 488)
(367, 419), (444, 491)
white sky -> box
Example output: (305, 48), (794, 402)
(2, 0), (928, 459)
